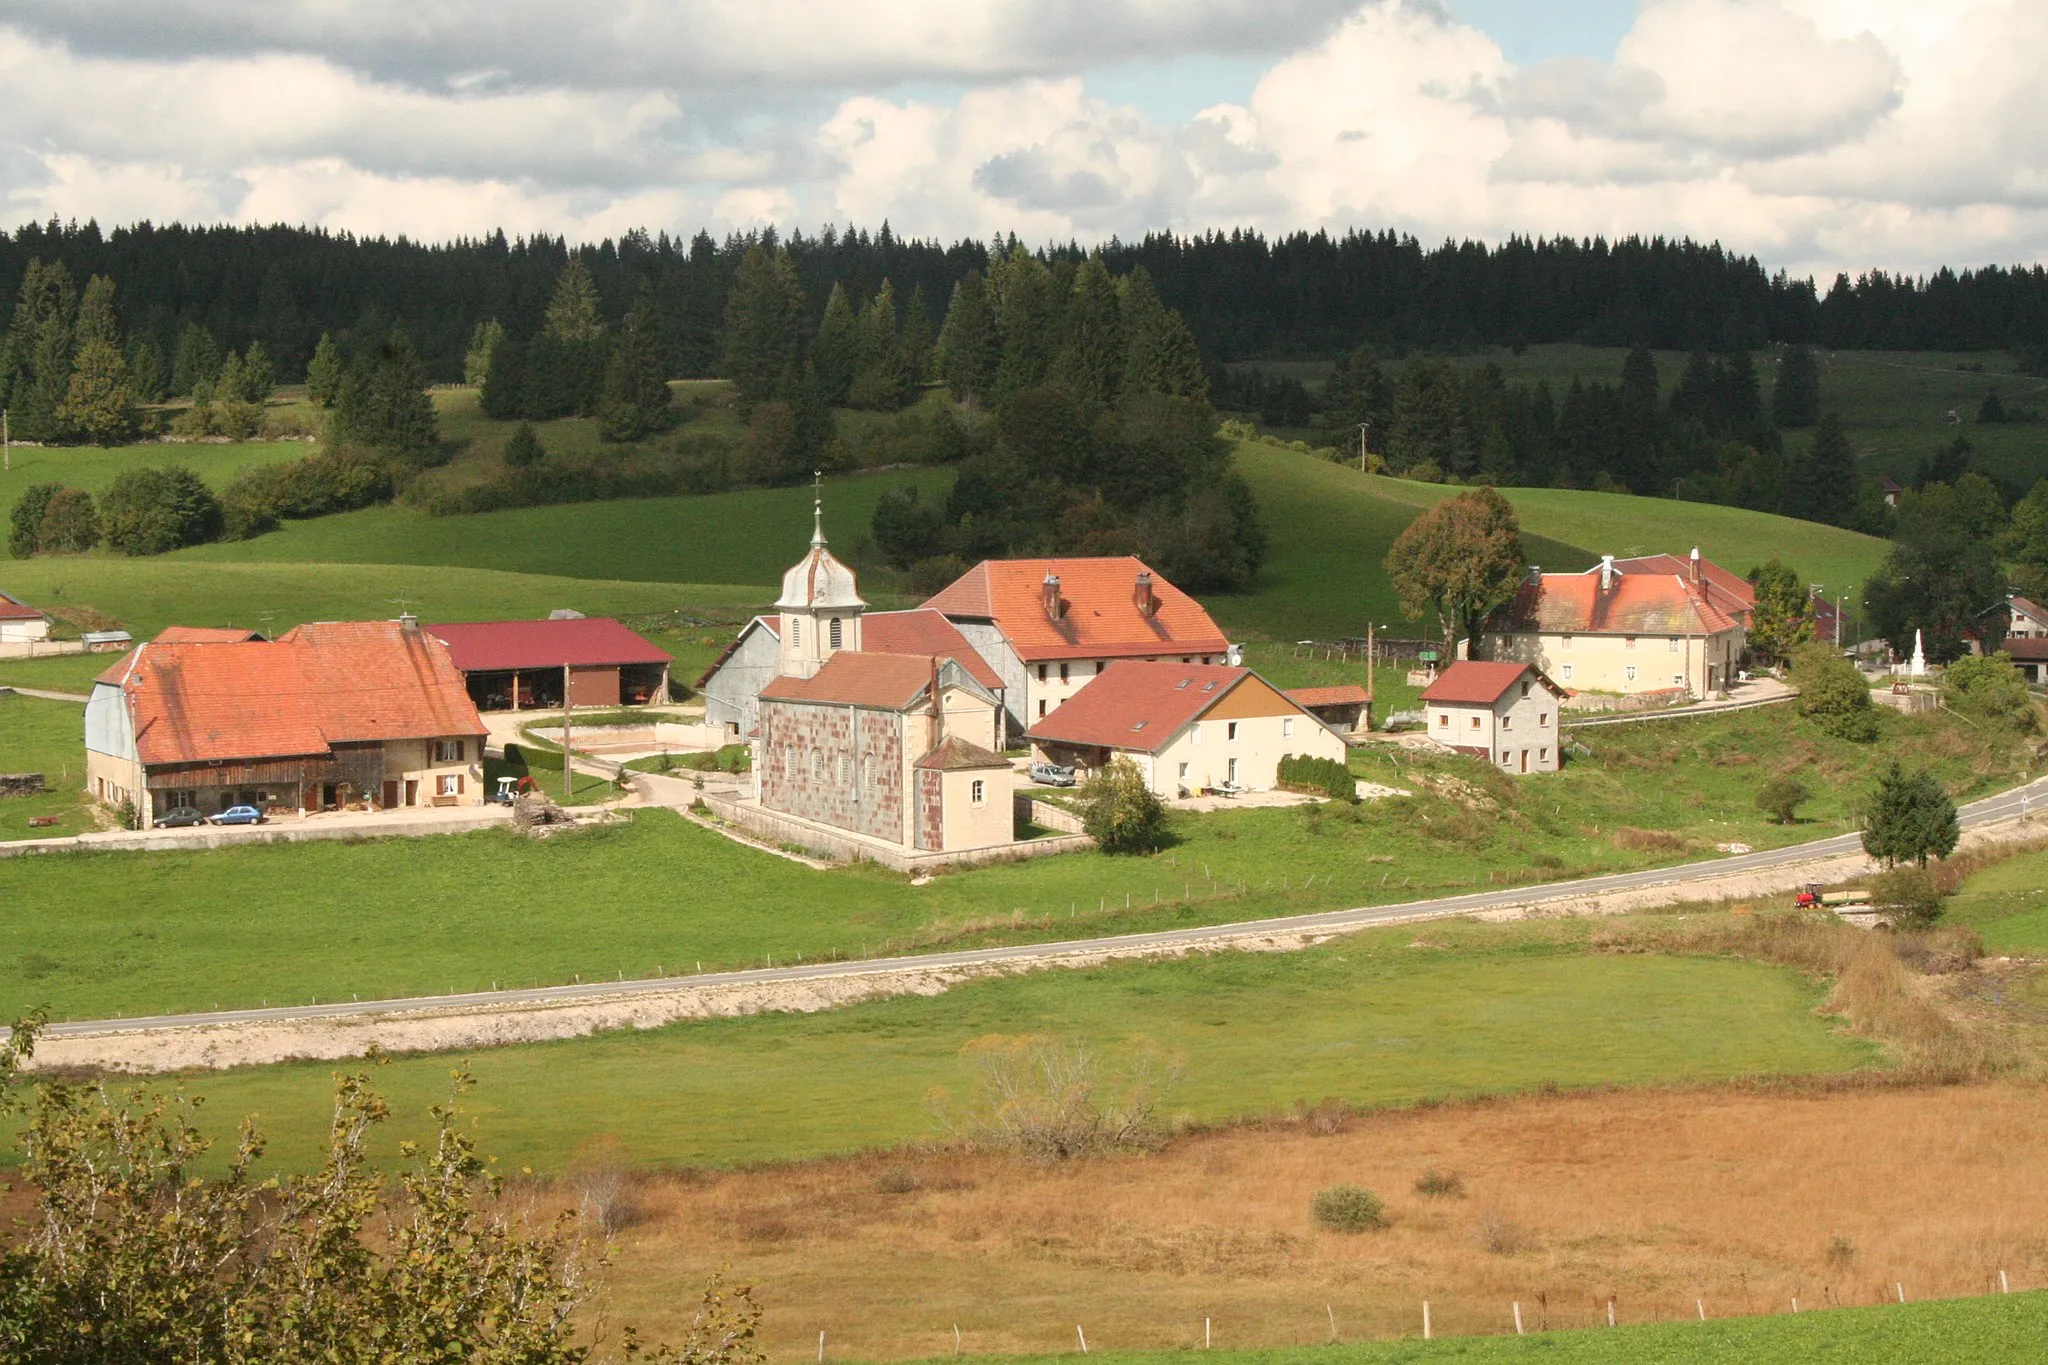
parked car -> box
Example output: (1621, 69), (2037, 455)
(1028, 760), (1076, 787)
(208, 805), (266, 826)
(155, 807), (207, 828)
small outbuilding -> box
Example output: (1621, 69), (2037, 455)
(428, 617), (672, 711)
(0, 591), (52, 645)
(1421, 661), (1565, 775)
(1024, 661), (1348, 798)
(1284, 684), (1372, 736)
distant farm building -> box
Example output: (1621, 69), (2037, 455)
(84, 619), (486, 825)
(0, 591), (52, 647)
(428, 616), (672, 711)
(1421, 660), (1565, 775)
(1024, 661), (1347, 798)
(1284, 684), (1372, 736)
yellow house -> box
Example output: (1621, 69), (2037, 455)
(1023, 661), (1349, 798)
(1475, 556), (1746, 699)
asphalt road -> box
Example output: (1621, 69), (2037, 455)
(48, 772), (2048, 1040)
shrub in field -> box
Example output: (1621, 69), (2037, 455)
(1755, 774), (1812, 824)
(8, 483), (62, 558)
(1079, 756), (1169, 854)
(1311, 1184), (1387, 1233)
(1791, 644), (1878, 742)
(938, 1033), (1176, 1163)
(1413, 1169), (1465, 1198)
(1475, 1207), (1528, 1255)
(99, 465), (223, 555)
(1870, 865), (1946, 930)
(873, 1166), (922, 1195)
(1277, 754), (1357, 802)
(566, 1132), (639, 1236)
(1944, 653), (2036, 732)
(221, 447), (395, 539)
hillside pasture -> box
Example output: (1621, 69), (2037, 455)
(0, 437), (309, 500)
(0, 693), (94, 839)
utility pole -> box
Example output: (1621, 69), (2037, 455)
(1837, 593), (1847, 649)
(1365, 621), (1376, 706)
(562, 663), (573, 799)
(1358, 422), (1371, 472)
(3, 408), (9, 473)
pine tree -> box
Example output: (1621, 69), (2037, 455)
(900, 284), (934, 390)
(848, 280), (906, 411)
(812, 283), (860, 405)
(58, 337), (135, 444)
(170, 322), (221, 400)
(1048, 255), (1124, 409)
(305, 332), (343, 406)
(1772, 344), (1820, 428)
(989, 247), (1058, 399)
(463, 319), (505, 387)
(721, 245), (806, 414)
(936, 270), (999, 403)
(503, 421), (545, 467)
(1787, 413), (1856, 526)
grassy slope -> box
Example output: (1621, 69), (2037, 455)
(0, 693), (94, 839)
(977, 1292), (2048, 1365)
(172, 466), (949, 585)
(0, 438), (307, 499)
(0, 700), (2022, 1021)
(76, 918), (1868, 1172)
(1942, 847), (2048, 954)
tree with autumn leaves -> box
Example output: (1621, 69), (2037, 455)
(1384, 486), (1528, 655)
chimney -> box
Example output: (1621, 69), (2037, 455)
(1689, 547), (1701, 585)
(1599, 555), (1615, 592)
(1134, 570), (1157, 618)
(1042, 571), (1062, 620)
(1527, 564), (1542, 585)
(398, 612), (419, 634)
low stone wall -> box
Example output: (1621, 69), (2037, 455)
(1564, 686), (1693, 714)
(0, 639), (87, 660)
(1015, 793), (1086, 834)
(702, 792), (1091, 872)
(0, 773), (47, 798)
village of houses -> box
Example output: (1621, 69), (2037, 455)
(2, 499), (2027, 869)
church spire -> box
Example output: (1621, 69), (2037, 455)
(811, 469), (826, 547)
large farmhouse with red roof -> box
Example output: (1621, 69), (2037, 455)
(922, 556), (1233, 736)
(84, 619), (487, 825)
(1473, 551), (1747, 699)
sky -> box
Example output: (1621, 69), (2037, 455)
(3, 0), (2044, 279)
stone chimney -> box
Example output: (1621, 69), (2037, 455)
(1599, 555), (1615, 592)
(1527, 564), (1542, 585)
(1689, 546), (1702, 585)
(1042, 571), (1062, 620)
(1134, 570), (1157, 618)
(398, 612), (419, 634)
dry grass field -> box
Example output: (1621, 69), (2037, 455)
(585, 1080), (2048, 1360)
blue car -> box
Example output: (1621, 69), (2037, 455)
(208, 805), (266, 826)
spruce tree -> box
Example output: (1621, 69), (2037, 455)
(597, 313), (671, 441)
(75, 275), (121, 350)
(58, 336), (135, 445)
(331, 332), (438, 466)
(812, 282), (860, 405)
(305, 332), (343, 406)
(8, 260), (78, 441)
(900, 284), (934, 389)
(543, 259), (606, 341)
(989, 247), (1058, 399)
(503, 421), (545, 467)
(238, 340), (275, 402)
(541, 260), (608, 415)
(721, 245), (806, 414)
(936, 270), (999, 403)
(1049, 254), (1124, 409)
(1773, 344), (1820, 428)
(1616, 346), (1661, 491)
(848, 280), (905, 411)
(126, 336), (167, 404)
(1787, 413), (1856, 526)
(463, 319), (505, 387)
(1321, 345), (1393, 452)
(1861, 760), (1960, 869)
(170, 322), (221, 399)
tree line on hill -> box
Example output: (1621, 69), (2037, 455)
(5, 219), (2045, 393)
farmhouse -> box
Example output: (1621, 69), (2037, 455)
(0, 590), (52, 645)
(700, 608), (1001, 743)
(923, 557), (1232, 735)
(427, 616), (672, 712)
(1284, 684), (1372, 736)
(1474, 553), (1746, 699)
(1421, 660), (1565, 775)
(1024, 661), (1347, 798)
(84, 618), (486, 826)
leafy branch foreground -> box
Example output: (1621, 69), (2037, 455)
(0, 1028), (760, 1365)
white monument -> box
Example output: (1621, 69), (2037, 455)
(1909, 628), (1927, 678)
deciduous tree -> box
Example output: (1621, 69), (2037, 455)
(1384, 486), (1527, 653)
(1746, 559), (1817, 664)
(1079, 756), (1170, 854)
(1790, 643), (1877, 741)
(99, 465), (224, 555)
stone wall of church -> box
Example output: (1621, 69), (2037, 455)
(914, 769), (944, 852)
(758, 699), (904, 844)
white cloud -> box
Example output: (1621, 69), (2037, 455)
(5, 0), (2048, 276)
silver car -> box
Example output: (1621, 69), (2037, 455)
(1028, 760), (1076, 787)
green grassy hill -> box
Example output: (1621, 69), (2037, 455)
(0, 438), (307, 500)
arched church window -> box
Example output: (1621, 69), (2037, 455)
(829, 618), (842, 648)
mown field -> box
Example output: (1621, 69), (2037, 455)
(0, 693), (96, 839)
(0, 699), (2026, 1022)
(0, 436), (307, 499)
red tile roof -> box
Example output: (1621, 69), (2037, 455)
(0, 591), (45, 622)
(760, 651), (948, 711)
(861, 609), (1004, 690)
(115, 621), (484, 767)
(923, 557), (1228, 663)
(1487, 571), (1741, 637)
(1286, 685), (1371, 708)
(1421, 661), (1556, 706)
(913, 735), (1012, 771)
(1024, 661), (1291, 754)
(2001, 637), (2048, 662)
(427, 617), (671, 673)
(154, 626), (266, 644)
(2010, 596), (2048, 625)
(1610, 553), (1755, 623)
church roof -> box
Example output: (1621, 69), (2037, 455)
(776, 499), (865, 611)
(760, 651), (946, 710)
(913, 735), (1011, 771)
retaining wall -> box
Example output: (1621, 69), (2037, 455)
(702, 792), (1091, 871)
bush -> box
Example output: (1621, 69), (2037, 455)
(1311, 1184), (1387, 1233)
(221, 447), (395, 540)
(1413, 1169), (1465, 1198)
(1277, 753), (1357, 802)
(1078, 756), (1170, 854)
(1945, 653), (2036, 731)
(35, 487), (100, 553)
(1755, 774), (1811, 824)
(1870, 865), (1946, 930)
(9, 483), (64, 557)
(940, 1034), (1174, 1163)
(99, 465), (223, 555)
(1791, 644), (1878, 742)
(504, 421), (546, 467)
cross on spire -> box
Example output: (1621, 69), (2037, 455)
(811, 469), (826, 547)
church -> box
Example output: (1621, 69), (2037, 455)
(708, 499), (1027, 865)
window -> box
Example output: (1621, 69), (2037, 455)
(971, 779), (986, 805)
(1674, 673), (1685, 687)
(791, 618), (801, 647)
(1227, 757), (1240, 784)
(1520, 681), (1530, 697)
(837, 755), (851, 785)
(437, 774), (461, 797)
(1059, 662), (1069, 682)
(1667, 636), (1679, 653)
(1625, 665), (1638, 682)
(830, 617), (843, 649)
(1226, 722), (1238, 740)
(1502, 715), (1512, 729)
(1037, 664), (1048, 682)
(1037, 700), (1047, 718)
(1562, 664), (1574, 681)
(1283, 717), (1294, 738)
(1437, 713), (1449, 728)
(1561, 635), (1573, 649)
(1178, 762), (1189, 780)
(1625, 636), (1637, 649)
(1191, 724), (1203, 745)
(434, 739), (464, 763)
(812, 751), (826, 779)
(1540, 747), (1549, 761)
(1539, 713), (1549, 726)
